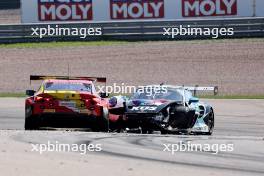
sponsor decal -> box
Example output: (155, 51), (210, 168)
(110, 0), (164, 20)
(38, 0), (93, 21)
(43, 109), (56, 113)
(182, 0), (237, 17)
(131, 106), (157, 111)
(59, 101), (76, 108)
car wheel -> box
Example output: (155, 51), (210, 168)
(115, 116), (126, 133)
(25, 116), (40, 130)
(160, 129), (168, 135)
(141, 128), (153, 134)
(205, 109), (214, 135)
(25, 105), (39, 130)
(93, 107), (109, 132)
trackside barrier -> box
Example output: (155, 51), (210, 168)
(0, 17), (263, 43)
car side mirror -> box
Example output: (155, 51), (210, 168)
(26, 90), (35, 96)
(99, 92), (109, 98)
(189, 97), (199, 104)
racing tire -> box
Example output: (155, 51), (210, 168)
(204, 109), (214, 135)
(141, 128), (153, 134)
(24, 105), (40, 130)
(25, 116), (40, 130)
(160, 129), (168, 135)
(115, 116), (126, 133)
(92, 107), (109, 132)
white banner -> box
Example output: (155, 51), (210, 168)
(21, 0), (263, 23)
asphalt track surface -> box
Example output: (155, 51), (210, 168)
(0, 98), (263, 176)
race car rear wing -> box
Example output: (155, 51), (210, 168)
(166, 85), (218, 96)
(30, 75), (107, 84)
(185, 86), (218, 96)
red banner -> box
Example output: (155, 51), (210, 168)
(38, 0), (93, 21)
(182, 0), (237, 17)
(110, 0), (164, 20)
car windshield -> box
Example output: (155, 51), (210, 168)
(44, 82), (92, 92)
(132, 88), (183, 102)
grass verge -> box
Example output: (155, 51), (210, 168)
(0, 41), (129, 48)
(0, 93), (26, 98)
(0, 38), (263, 48)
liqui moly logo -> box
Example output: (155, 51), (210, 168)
(38, 0), (93, 21)
(182, 0), (237, 17)
(110, 0), (164, 20)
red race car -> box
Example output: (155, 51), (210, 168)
(25, 75), (109, 131)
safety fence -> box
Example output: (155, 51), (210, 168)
(0, 17), (263, 43)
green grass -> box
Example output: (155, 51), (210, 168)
(0, 41), (129, 48)
(0, 38), (263, 48)
(0, 93), (26, 98)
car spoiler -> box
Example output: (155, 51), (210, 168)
(30, 75), (107, 84)
(166, 85), (218, 96)
(185, 86), (218, 96)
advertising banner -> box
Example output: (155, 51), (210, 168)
(38, 0), (93, 21)
(182, 0), (237, 17)
(21, 0), (264, 23)
(110, 0), (164, 20)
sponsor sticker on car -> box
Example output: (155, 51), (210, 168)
(59, 101), (76, 108)
(43, 109), (56, 113)
(131, 106), (157, 111)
